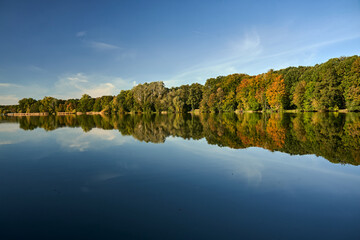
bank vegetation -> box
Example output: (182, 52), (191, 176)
(1, 55), (359, 115)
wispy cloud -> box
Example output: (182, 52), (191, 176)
(0, 83), (20, 87)
(75, 31), (121, 51)
(0, 82), (48, 105)
(0, 72), (132, 104)
(164, 30), (263, 87)
(55, 128), (132, 152)
(229, 30), (262, 54)
(0, 83), (12, 87)
(88, 41), (120, 50)
(27, 65), (46, 73)
(0, 95), (19, 105)
(53, 73), (133, 99)
(164, 27), (360, 87)
(0, 124), (19, 133)
(84, 83), (115, 97)
(76, 31), (86, 37)
(67, 73), (88, 83)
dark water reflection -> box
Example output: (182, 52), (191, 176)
(1, 112), (360, 165)
(1, 113), (360, 239)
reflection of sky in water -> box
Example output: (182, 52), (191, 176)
(1, 125), (360, 239)
(2, 125), (360, 192)
(54, 128), (135, 151)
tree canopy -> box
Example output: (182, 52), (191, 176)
(1, 55), (359, 114)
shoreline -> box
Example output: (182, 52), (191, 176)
(5, 112), (106, 116)
(6, 112), (49, 116)
(3, 109), (358, 116)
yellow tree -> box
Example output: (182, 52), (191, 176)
(266, 74), (285, 110)
(236, 77), (261, 110)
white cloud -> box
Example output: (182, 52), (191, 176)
(53, 73), (133, 99)
(259, 35), (360, 62)
(55, 128), (132, 152)
(0, 82), (48, 104)
(75, 31), (121, 51)
(0, 71), (133, 104)
(164, 24), (360, 87)
(0, 83), (19, 87)
(89, 41), (120, 50)
(0, 95), (19, 105)
(116, 50), (137, 60)
(27, 65), (46, 73)
(67, 73), (88, 83)
(163, 30), (264, 87)
(229, 30), (262, 54)
(0, 124), (19, 132)
(84, 83), (115, 97)
(76, 31), (87, 37)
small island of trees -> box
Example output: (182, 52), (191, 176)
(1, 55), (359, 115)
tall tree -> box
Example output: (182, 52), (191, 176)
(266, 74), (285, 110)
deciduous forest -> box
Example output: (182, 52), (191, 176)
(1, 55), (359, 114)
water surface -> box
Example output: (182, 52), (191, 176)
(1, 113), (359, 239)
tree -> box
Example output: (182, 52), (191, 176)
(93, 98), (102, 112)
(292, 80), (306, 109)
(132, 81), (166, 112)
(78, 94), (94, 113)
(186, 83), (203, 111)
(40, 96), (58, 114)
(342, 57), (360, 110)
(18, 98), (37, 113)
(266, 74), (285, 110)
(65, 99), (78, 112)
(100, 95), (113, 113)
(222, 91), (236, 111)
(216, 87), (224, 111)
(236, 77), (261, 111)
(172, 96), (184, 112)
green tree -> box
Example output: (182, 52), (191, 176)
(292, 80), (306, 109)
(40, 96), (58, 114)
(93, 98), (102, 112)
(78, 94), (94, 113)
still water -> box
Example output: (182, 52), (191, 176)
(0, 113), (360, 239)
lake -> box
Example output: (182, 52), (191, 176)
(1, 112), (360, 239)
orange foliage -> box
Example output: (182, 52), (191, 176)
(266, 74), (285, 110)
(236, 78), (251, 109)
(266, 115), (285, 148)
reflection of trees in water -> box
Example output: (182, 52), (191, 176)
(1, 112), (360, 165)
(343, 114), (360, 163)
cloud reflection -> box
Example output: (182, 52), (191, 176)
(54, 128), (134, 152)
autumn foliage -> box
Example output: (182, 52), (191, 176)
(1, 55), (360, 114)
(266, 74), (285, 110)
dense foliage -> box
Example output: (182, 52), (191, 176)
(1, 55), (359, 114)
(1, 112), (359, 165)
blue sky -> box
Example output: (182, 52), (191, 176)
(0, 0), (359, 104)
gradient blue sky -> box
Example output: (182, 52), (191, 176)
(0, 0), (359, 104)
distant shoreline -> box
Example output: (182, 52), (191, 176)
(3, 109), (357, 117)
(5, 112), (105, 116)
(5, 112), (49, 116)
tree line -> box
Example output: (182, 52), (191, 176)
(1, 55), (359, 114)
